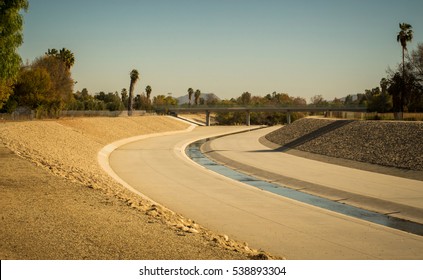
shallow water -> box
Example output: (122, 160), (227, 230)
(186, 136), (423, 236)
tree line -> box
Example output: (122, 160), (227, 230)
(1, 3), (421, 120)
(212, 91), (307, 125)
(68, 85), (179, 113)
(0, 0), (29, 111)
(0, 2), (171, 117)
(1, 48), (77, 117)
(358, 23), (422, 118)
(0, 1), (80, 117)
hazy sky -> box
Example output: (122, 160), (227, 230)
(19, 0), (423, 101)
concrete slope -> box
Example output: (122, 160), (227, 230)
(108, 126), (423, 259)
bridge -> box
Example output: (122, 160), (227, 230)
(164, 105), (367, 126)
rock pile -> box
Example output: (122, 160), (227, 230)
(265, 118), (423, 171)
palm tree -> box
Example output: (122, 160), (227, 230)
(145, 85), (152, 105)
(121, 88), (128, 108)
(46, 48), (75, 70)
(128, 69), (139, 116)
(396, 23), (413, 118)
(59, 48), (75, 70)
(187, 87), (194, 106)
(380, 78), (388, 95)
(397, 23), (413, 78)
(194, 89), (201, 105)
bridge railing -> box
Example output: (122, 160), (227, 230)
(155, 104), (367, 112)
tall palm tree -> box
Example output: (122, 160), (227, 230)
(397, 23), (413, 78)
(145, 85), (152, 104)
(194, 89), (201, 105)
(187, 87), (194, 106)
(128, 69), (139, 116)
(396, 23), (413, 118)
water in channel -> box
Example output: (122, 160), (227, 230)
(185, 136), (423, 237)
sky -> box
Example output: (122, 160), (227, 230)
(19, 0), (423, 101)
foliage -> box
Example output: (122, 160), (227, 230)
(238, 92), (251, 105)
(144, 85), (152, 111)
(187, 87), (194, 106)
(46, 48), (75, 70)
(7, 53), (74, 116)
(0, 0), (29, 109)
(67, 88), (124, 111)
(397, 23), (413, 51)
(359, 25), (422, 116)
(409, 43), (423, 79)
(361, 61), (422, 115)
(310, 94), (329, 107)
(397, 23), (413, 76)
(405, 43), (423, 112)
(94, 91), (124, 111)
(145, 85), (152, 101)
(215, 92), (307, 125)
(32, 55), (74, 105)
(13, 67), (53, 108)
(153, 95), (178, 106)
(386, 66), (423, 113)
(133, 94), (149, 110)
(264, 92), (307, 106)
(0, 80), (14, 110)
(205, 94), (219, 105)
(194, 89), (201, 105)
(214, 111), (245, 125)
(365, 87), (392, 113)
(395, 23), (414, 117)
(3, 47), (75, 116)
(128, 69), (139, 115)
(121, 88), (128, 109)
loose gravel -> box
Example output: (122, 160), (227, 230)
(265, 118), (423, 171)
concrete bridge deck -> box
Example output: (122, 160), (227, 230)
(165, 106), (367, 125)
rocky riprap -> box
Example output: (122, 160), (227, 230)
(265, 118), (423, 171)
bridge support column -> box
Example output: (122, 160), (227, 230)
(206, 110), (211, 126)
(286, 111), (291, 124)
(246, 110), (251, 126)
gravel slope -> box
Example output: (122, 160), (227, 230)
(0, 116), (269, 259)
(265, 118), (423, 171)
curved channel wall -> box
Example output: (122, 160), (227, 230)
(185, 134), (423, 236)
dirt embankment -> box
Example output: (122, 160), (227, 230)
(0, 116), (270, 259)
(265, 118), (423, 172)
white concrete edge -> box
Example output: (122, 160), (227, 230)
(98, 121), (263, 211)
(97, 121), (255, 209)
(166, 115), (201, 126)
(97, 118), (196, 206)
(174, 115), (206, 126)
